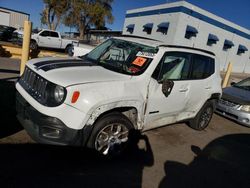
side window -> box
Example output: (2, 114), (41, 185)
(50, 31), (59, 38)
(153, 52), (191, 81)
(190, 55), (215, 79)
(39, 31), (50, 37)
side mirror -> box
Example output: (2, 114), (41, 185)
(231, 82), (236, 86)
(162, 79), (174, 97)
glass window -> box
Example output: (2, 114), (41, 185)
(50, 31), (59, 38)
(39, 31), (50, 37)
(156, 52), (191, 81)
(191, 55), (215, 79)
(233, 78), (250, 91)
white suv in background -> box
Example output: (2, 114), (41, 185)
(16, 37), (222, 155)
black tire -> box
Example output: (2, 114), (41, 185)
(188, 100), (215, 130)
(88, 112), (134, 156)
(30, 40), (38, 51)
(65, 44), (73, 56)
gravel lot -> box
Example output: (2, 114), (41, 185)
(0, 57), (250, 188)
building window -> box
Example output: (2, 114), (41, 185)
(185, 25), (198, 39)
(237, 44), (248, 55)
(223, 39), (234, 51)
(157, 22), (169, 35)
(126, 24), (135, 34)
(207, 34), (219, 46)
(143, 23), (153, 34)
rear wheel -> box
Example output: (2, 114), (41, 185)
(88, 113), (134, 156)
(65, 45), (73, 56)
(189, 100), (215, 130)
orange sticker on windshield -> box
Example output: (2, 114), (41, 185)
(132, 57), (147, 67)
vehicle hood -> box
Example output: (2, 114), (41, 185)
(26, 57), (132, 87)
(222, 86), (250, 105)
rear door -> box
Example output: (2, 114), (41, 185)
(49, 31), (62, 48)
(144, 51), (193, 130)
(186, 54), (215, 114)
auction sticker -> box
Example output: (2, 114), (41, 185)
(136, 51), (156, 58)
(132, 57), (147, 67)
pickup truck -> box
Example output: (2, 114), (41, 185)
(14, 29), (78, 53)
(16, 36), (221, 156)
(68, 43), (94, 57)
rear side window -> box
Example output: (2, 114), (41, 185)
(50, 31), (59, 38)
(191, 55), (215, 79)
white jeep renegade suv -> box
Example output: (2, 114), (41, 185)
(16, 37), (221, 155)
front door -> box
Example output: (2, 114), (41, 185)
(144, 51), (192, 130)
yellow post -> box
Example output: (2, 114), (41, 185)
(222, 62), (233, 88)
(20, 20), (32, 75)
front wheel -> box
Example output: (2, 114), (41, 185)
(30, 40), (38, 50)
(88, 113), (134, 156)
(188, 100), (215, 130)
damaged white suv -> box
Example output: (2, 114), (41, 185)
(16, 37), (221, 155)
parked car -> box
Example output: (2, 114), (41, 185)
(68, 43), (94, 57)
(16, 37), (221, 156)
(13, 29), (78, 53)
(0, 25), (16, 42)
(216, 77), (250, 127)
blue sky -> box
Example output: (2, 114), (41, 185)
(1, 0), (250, 32)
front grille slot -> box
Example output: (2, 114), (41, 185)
(19, 67), (48, 103)
(219, 98), (240, 108)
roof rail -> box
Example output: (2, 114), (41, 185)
(119, 34), (160, 41)
(158, 45), (215, 56)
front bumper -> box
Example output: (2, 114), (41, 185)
(216, 101), (250, 127)
(16, 92), (83, 145)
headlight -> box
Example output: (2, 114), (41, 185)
(18, 34), (23, 38)
(239, 105), (250, 112)
(54, 85), (65, 103)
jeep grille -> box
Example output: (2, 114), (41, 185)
(19, 67), (48, 102)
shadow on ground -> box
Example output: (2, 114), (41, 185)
(159, 134), (250, 188)
(0, 79), (23, 138)
(0, 132), (154, 188)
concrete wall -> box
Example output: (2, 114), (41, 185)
(123, 1), (250, 73)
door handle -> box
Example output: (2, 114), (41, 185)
(205, 86), (211, 89)
(179, 88), (188, 92)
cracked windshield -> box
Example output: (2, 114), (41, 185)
(84, 38), (158, 75)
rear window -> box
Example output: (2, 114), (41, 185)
(190, 55), (215, 79)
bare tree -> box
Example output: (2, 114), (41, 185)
(64, 0), (114, 39)
(40, 0), (70, 30)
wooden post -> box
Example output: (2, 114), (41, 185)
(20, 21), (32, 75)
(222, 62), (233, 88)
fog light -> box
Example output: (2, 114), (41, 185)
(40, 126), (63, 139)
(242, 118), (249, 123)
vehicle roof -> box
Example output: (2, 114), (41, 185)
(114, 36), (215, 56)
(114, 36), (164, 47)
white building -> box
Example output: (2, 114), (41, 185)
(0, 7), (29, 29)
(123, 1), (250, 73)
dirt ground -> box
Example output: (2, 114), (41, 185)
(0, 57), (250, 188)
